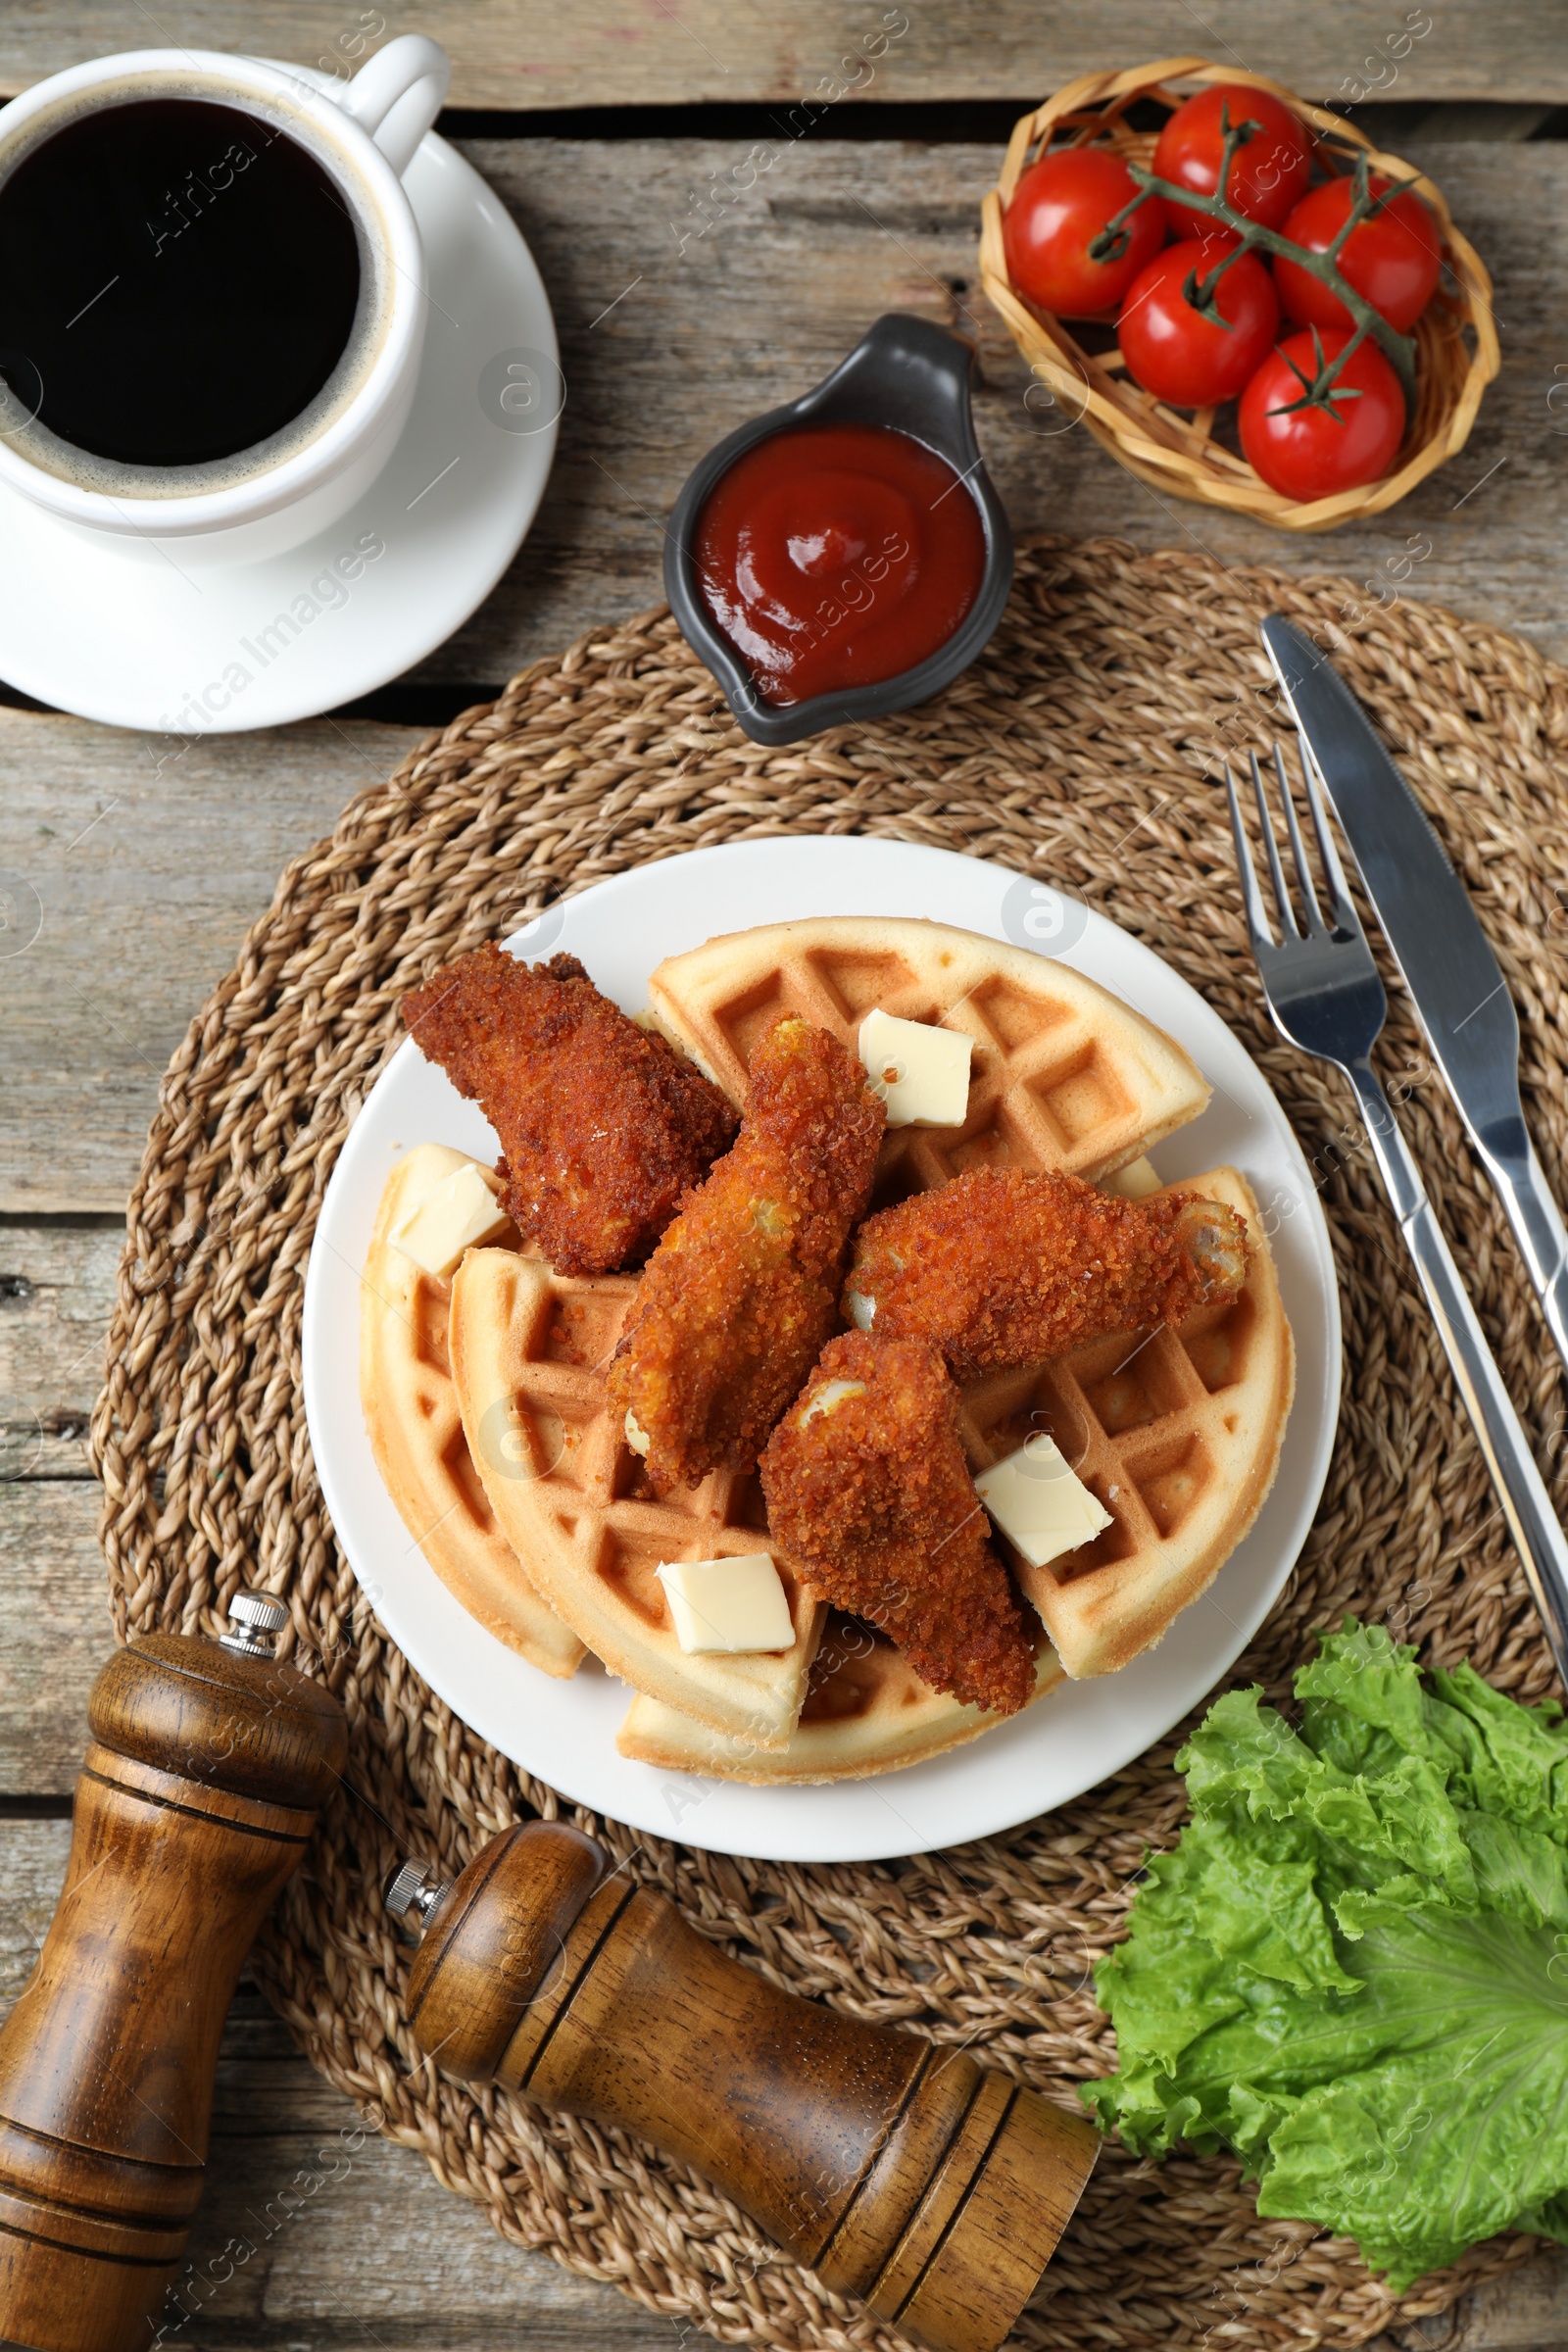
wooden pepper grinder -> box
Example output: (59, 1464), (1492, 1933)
(390, 1822), (1100, 2352)
(0, 1592), (348, 2352)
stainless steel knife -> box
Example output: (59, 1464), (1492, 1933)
(1261, 612), (1568, 1380)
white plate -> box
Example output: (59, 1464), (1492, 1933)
(0, 119), (558, 733)
(303, 837), (1340, 1863)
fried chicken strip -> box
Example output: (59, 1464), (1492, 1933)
(607, 1015), (884, 1492)
(760, 1332), (1035, 1716)
(844, 1165), (1248, 1381)
(402, 946), (736, 1276)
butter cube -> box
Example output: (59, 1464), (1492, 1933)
(1102, 1155), (1162, 1200)
(975, 1437), (1112, 1570)
(397, 1142), (480, 1199)
(391, 1156), (509, 1280)
(657, 1554), (795, 1654)
(858, 1007), (972, 1128)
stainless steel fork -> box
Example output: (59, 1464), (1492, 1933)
(1226, 743), (1568, 1684)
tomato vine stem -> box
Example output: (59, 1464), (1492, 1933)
(1081, 106), (1420, 412)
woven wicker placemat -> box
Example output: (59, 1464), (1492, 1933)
(91, 539), (1568, 2352)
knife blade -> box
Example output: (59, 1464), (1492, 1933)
(1261, 612), (1568, 1379)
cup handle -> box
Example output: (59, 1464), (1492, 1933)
(334, 33), (452, 177)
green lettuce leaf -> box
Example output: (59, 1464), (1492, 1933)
(1258, 1908), (1568, 2279)
(1085, 1620), (1568, 2290)
(1425, 1661), (1568, 1839)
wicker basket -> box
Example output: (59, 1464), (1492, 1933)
(978, 56), (1499, 532)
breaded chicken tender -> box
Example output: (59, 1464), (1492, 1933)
(607, 1015), (884, 1492)
(402, 946), (736, 1277)
(844, 1166), (1248, 1381)
(760, 1332), (1035, 1716)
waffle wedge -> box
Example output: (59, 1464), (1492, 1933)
(960, 1167), (1293, 1679)
(360, 1147), (585, 1678)
(617, 1615), (1064, 1785)
(448, 1247), (825, 1745)
(649, 916), (1211, 1197)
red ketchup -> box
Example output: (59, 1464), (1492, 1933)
(692, 420), (987, 707)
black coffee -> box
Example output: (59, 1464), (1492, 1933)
(0, 96), (363, 469)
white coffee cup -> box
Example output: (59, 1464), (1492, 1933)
(0, 34), (451, 566)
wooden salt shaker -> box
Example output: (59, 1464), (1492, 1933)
(0, 1592), (348, 2352)
(392, 1821), (1100, 2352)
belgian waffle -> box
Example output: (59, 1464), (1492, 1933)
(447, 1247), (825, 1746)
(648, 915), (1211, 1197)
(958, 1167), (1294, 1679)
(396, 921), (1283, 1776)
(617, 1615), (1064, 1784)
(359, 1146), (585, 1679)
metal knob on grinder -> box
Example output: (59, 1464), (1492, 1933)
(394, 1821), (1100, 2352)
(0, 1592), (348, 2352)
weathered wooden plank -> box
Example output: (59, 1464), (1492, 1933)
(0, 1222), (122, 1476)
(1437, 2253), (1568, 2349)
(0, 4), (1559, 109)
(1407, 100), (1560, 136)
(0, 1820), (72, 2001)
(0, 1478), (118, 1790)
(419, 135), (1568, 688)
(0, 718), (423, 1213)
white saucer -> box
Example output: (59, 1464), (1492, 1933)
(0, 121), (559, 734)
(303, 837), (1341, 1864)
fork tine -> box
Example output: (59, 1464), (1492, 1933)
(1295, 729), (1370, 941)
(1222, 761), (1277, 952)
(1272, 743), (1325, 932)
(1248, 749), (1298, 939)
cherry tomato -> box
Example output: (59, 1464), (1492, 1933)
(1153, 83), (1312, 235)
(1272, 174), (1441, 334)
(1117, 236), (1280, 408)
(1003, 146), (1167, 318)
(1239, 328), (1406, 500)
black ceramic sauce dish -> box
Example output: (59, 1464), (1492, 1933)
(663, 312), (1013, 748)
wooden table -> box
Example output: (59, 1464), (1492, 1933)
(3, 9), (1566, 2345)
